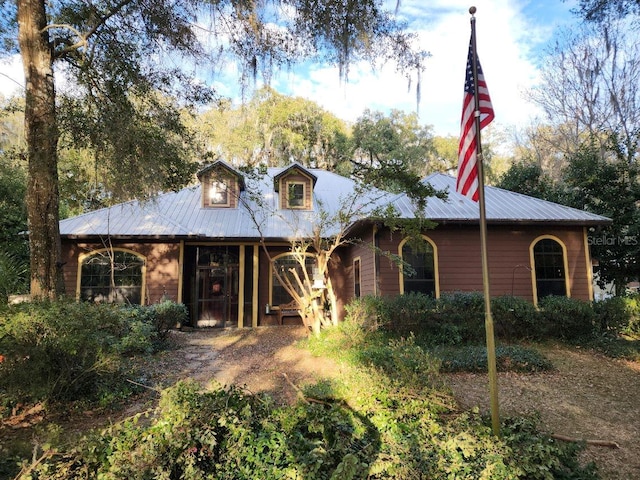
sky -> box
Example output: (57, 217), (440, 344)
(265, 0), (580, 137)
(0, 0), (579, 138)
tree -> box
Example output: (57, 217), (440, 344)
(527, 19), (640, 164)
(195, 87), (352, 169)
(349, 109), (438, 207)
(242, 168), (436, 335)
(1, 0), (427, 299)
(496, 162), (560, 201)
(575, 0), (640, 22)
(561, 143), (640, 294)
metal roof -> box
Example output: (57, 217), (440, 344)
(404, 173), (610, 225)
(59, 168), (610, 239)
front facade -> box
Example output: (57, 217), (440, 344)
(60, 161), (610, 327)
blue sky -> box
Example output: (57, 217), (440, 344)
(0, 0), (579, 138)
(261, 0), (580, 137)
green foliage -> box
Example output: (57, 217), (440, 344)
(501, 416), (598, 480)
(562, 144), (640, 294)
(0, 299), (180, 404)
(355, 333), (444, 390)
(0, 155), (28, 267)
(23, 375), (596, 480)
(0, 250), (28, 303)
(436, 345), (554, 373)
(538, 296), (597, 341)
(150, 299), (188, 341)
(621, 293), (640, 336)
(592, 296), (630, 335)
(491, 295), (540, 341)
(496, 162), (561, 201)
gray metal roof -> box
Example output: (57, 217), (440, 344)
(402, 173), (610, 225)
(59, 168), (610, 239)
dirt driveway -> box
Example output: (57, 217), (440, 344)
(150, 327), (640, 480)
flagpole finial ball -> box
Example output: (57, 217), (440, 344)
(469, 6), (477, 15)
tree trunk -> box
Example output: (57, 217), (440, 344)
(18, 0), (64, 299)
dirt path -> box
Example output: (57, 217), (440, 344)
(148, 329), (639, 480)
(446, 345), (640, 480)
(150, 326), (344, 404)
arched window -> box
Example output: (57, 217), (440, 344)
(399, 236), (438, 297)
(270, 253), (315, 306)
(531, 237), (568, 302)
(79, 249), (145, 304)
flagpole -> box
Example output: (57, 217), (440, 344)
(469, 6), (500, 436)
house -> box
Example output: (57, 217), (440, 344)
(59, 161), (611, 327)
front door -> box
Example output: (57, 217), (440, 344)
(195, 247), (239, 327)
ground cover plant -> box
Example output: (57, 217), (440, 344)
(5, 292), (638, 478)
(15, 356), (598, 479)
(0, 299), (188, 477)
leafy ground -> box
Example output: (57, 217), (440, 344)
(144, 327), (640, 480)
(4, 326), (639, 479)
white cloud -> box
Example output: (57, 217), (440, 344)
(274, 0), (573, 137)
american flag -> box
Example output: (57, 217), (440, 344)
(456, 38), (494, 201)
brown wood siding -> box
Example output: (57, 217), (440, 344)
(256, 244), (351, 324)
(337, 227), (378, 304)
(61, 240), (180, 304)
(374, 224), (592, 302)
(279, 172), (313, 210)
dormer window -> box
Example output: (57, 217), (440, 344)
(274, 163), (317, 211)
(197, 160), (245, 209)
(209, 180), (229, 206)
(287, 182), (305, 208)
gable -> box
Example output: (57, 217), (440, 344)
(273, 164), (317, 211)
(197, 161), (244, 209)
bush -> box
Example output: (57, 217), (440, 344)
(23, 378), (596, 480)
(622, 294), (640, 337)
(434, 292), (485, 343)
(538, 296), (597, 341)
(373, 292), (437, 332)
(592, 296), (630, 336)
(436, 344), (554, 373)
(356, 333), (444, 390)
(0, 300), (161, 404)
(491, 295), (540, 341)
(150, 300), (188, 340)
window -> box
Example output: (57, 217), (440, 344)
(80, 250), (145, 304)
(287, 182), (305, 208)
(271, 254), (315, 306)
(353, 258), (361, 298)
(400, 237), (437, 296)
(209, 179), (229, 206)
(532, 237), (567, 301)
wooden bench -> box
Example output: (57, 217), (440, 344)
(277, 300), (301, 325)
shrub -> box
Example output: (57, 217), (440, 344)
(0, 300), (161, 405)
(434, 292), (485, 342)
(343, 295), (383, 331)
(356, 333), (444, 390)
(0, 250), (28, 304)
(150, 300), (188, 340)
(537, 296), (597, 341)
(378, 292), (437, 331)
(436, 345), (554, 373)
(491, 295), (540, 341)
(0, 300), (124, 403)
(592, 296), (630, 336)
(622, 294), (640, 337)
